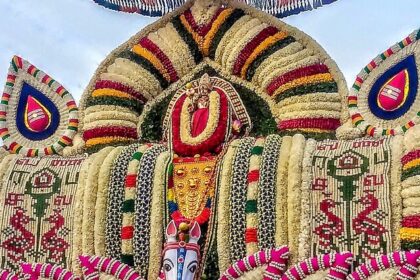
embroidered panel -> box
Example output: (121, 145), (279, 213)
(307, 138), (393, 265)
(0, 156), (86, 273)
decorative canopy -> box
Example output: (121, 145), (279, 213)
(92, 0), (339, 18)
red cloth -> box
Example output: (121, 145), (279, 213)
(191, 108), (209, 137)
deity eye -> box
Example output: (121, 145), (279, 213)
(187, 261), (198, 273)
(163, 259), (174, 272)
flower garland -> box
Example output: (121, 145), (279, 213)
(82, 147), (115, 256)
(348, 29), (420, 137)
(400, 145), (420, 250)
(0, 56), (78, 156)
(258, 135), (282, 250)
(94, 146), (124, 256)
(245, 138), (265, 255)
(80, 0), (347, 148)
(79, 255), (145, 280)
(229, 137), (256, 262)
(148, 151), (171, 279)
(21, 262), (79, 280)
(390, 136), (403, 251)
(133, 144), (167, 277)
(347, 251), (420, 280)
(105, 144), (139, 260)
(216, 139), (239, 273)
(282, 252), (353, 280)
(297, 138), (317, 260)
(170, 87), (231, 156)
(287, 134), (306, 263)
(219, 246), (289, 279)
(0, 269), (18, 280)
(275, 136), (292, 247)
(72, 154), (96, 276)
(120, 144), (150, 266)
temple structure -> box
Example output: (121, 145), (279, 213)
(0, 0), (419, 279)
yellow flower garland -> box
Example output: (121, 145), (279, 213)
(132, 45), (171, 82)
(240, 31), (288, 79)
(179, 91), (221, 145)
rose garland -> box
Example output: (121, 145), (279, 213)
(94, 146), (124, 256)
(105, 144), (139, 259)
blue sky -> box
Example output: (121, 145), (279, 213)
(0, 0), (419, 103)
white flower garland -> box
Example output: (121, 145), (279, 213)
(82, 147), (114, 255)
(287, 134), (306, 263)
(94, 146), (124, 256)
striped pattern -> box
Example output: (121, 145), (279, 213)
(245, 138), (265, 254)
(347, 251), (420, 280)
(120, 145), (150, 266)
(0, 56), (78, 156)
(349, 29), (420, 137)
(219, 246), (289, 280)
(0, 270), (18, 280)
(400, 149), (420, 250)
(91, 0), (339, 18)
(79, 255), (144, 280)
(21, 263), (79, 280)
(82, 1), (345, 149)
(282, 252), (353, 280)
(106, 144), (139, 259)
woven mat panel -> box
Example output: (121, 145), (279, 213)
(0, 155), (87, 273)
(299, 137), (402, 265)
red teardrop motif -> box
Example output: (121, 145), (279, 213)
(377, 70), (408, 111)
(25, 95), (51, 132)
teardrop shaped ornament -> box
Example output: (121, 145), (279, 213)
(377, 69), (409, 111)
(24, 95), (51, 132)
